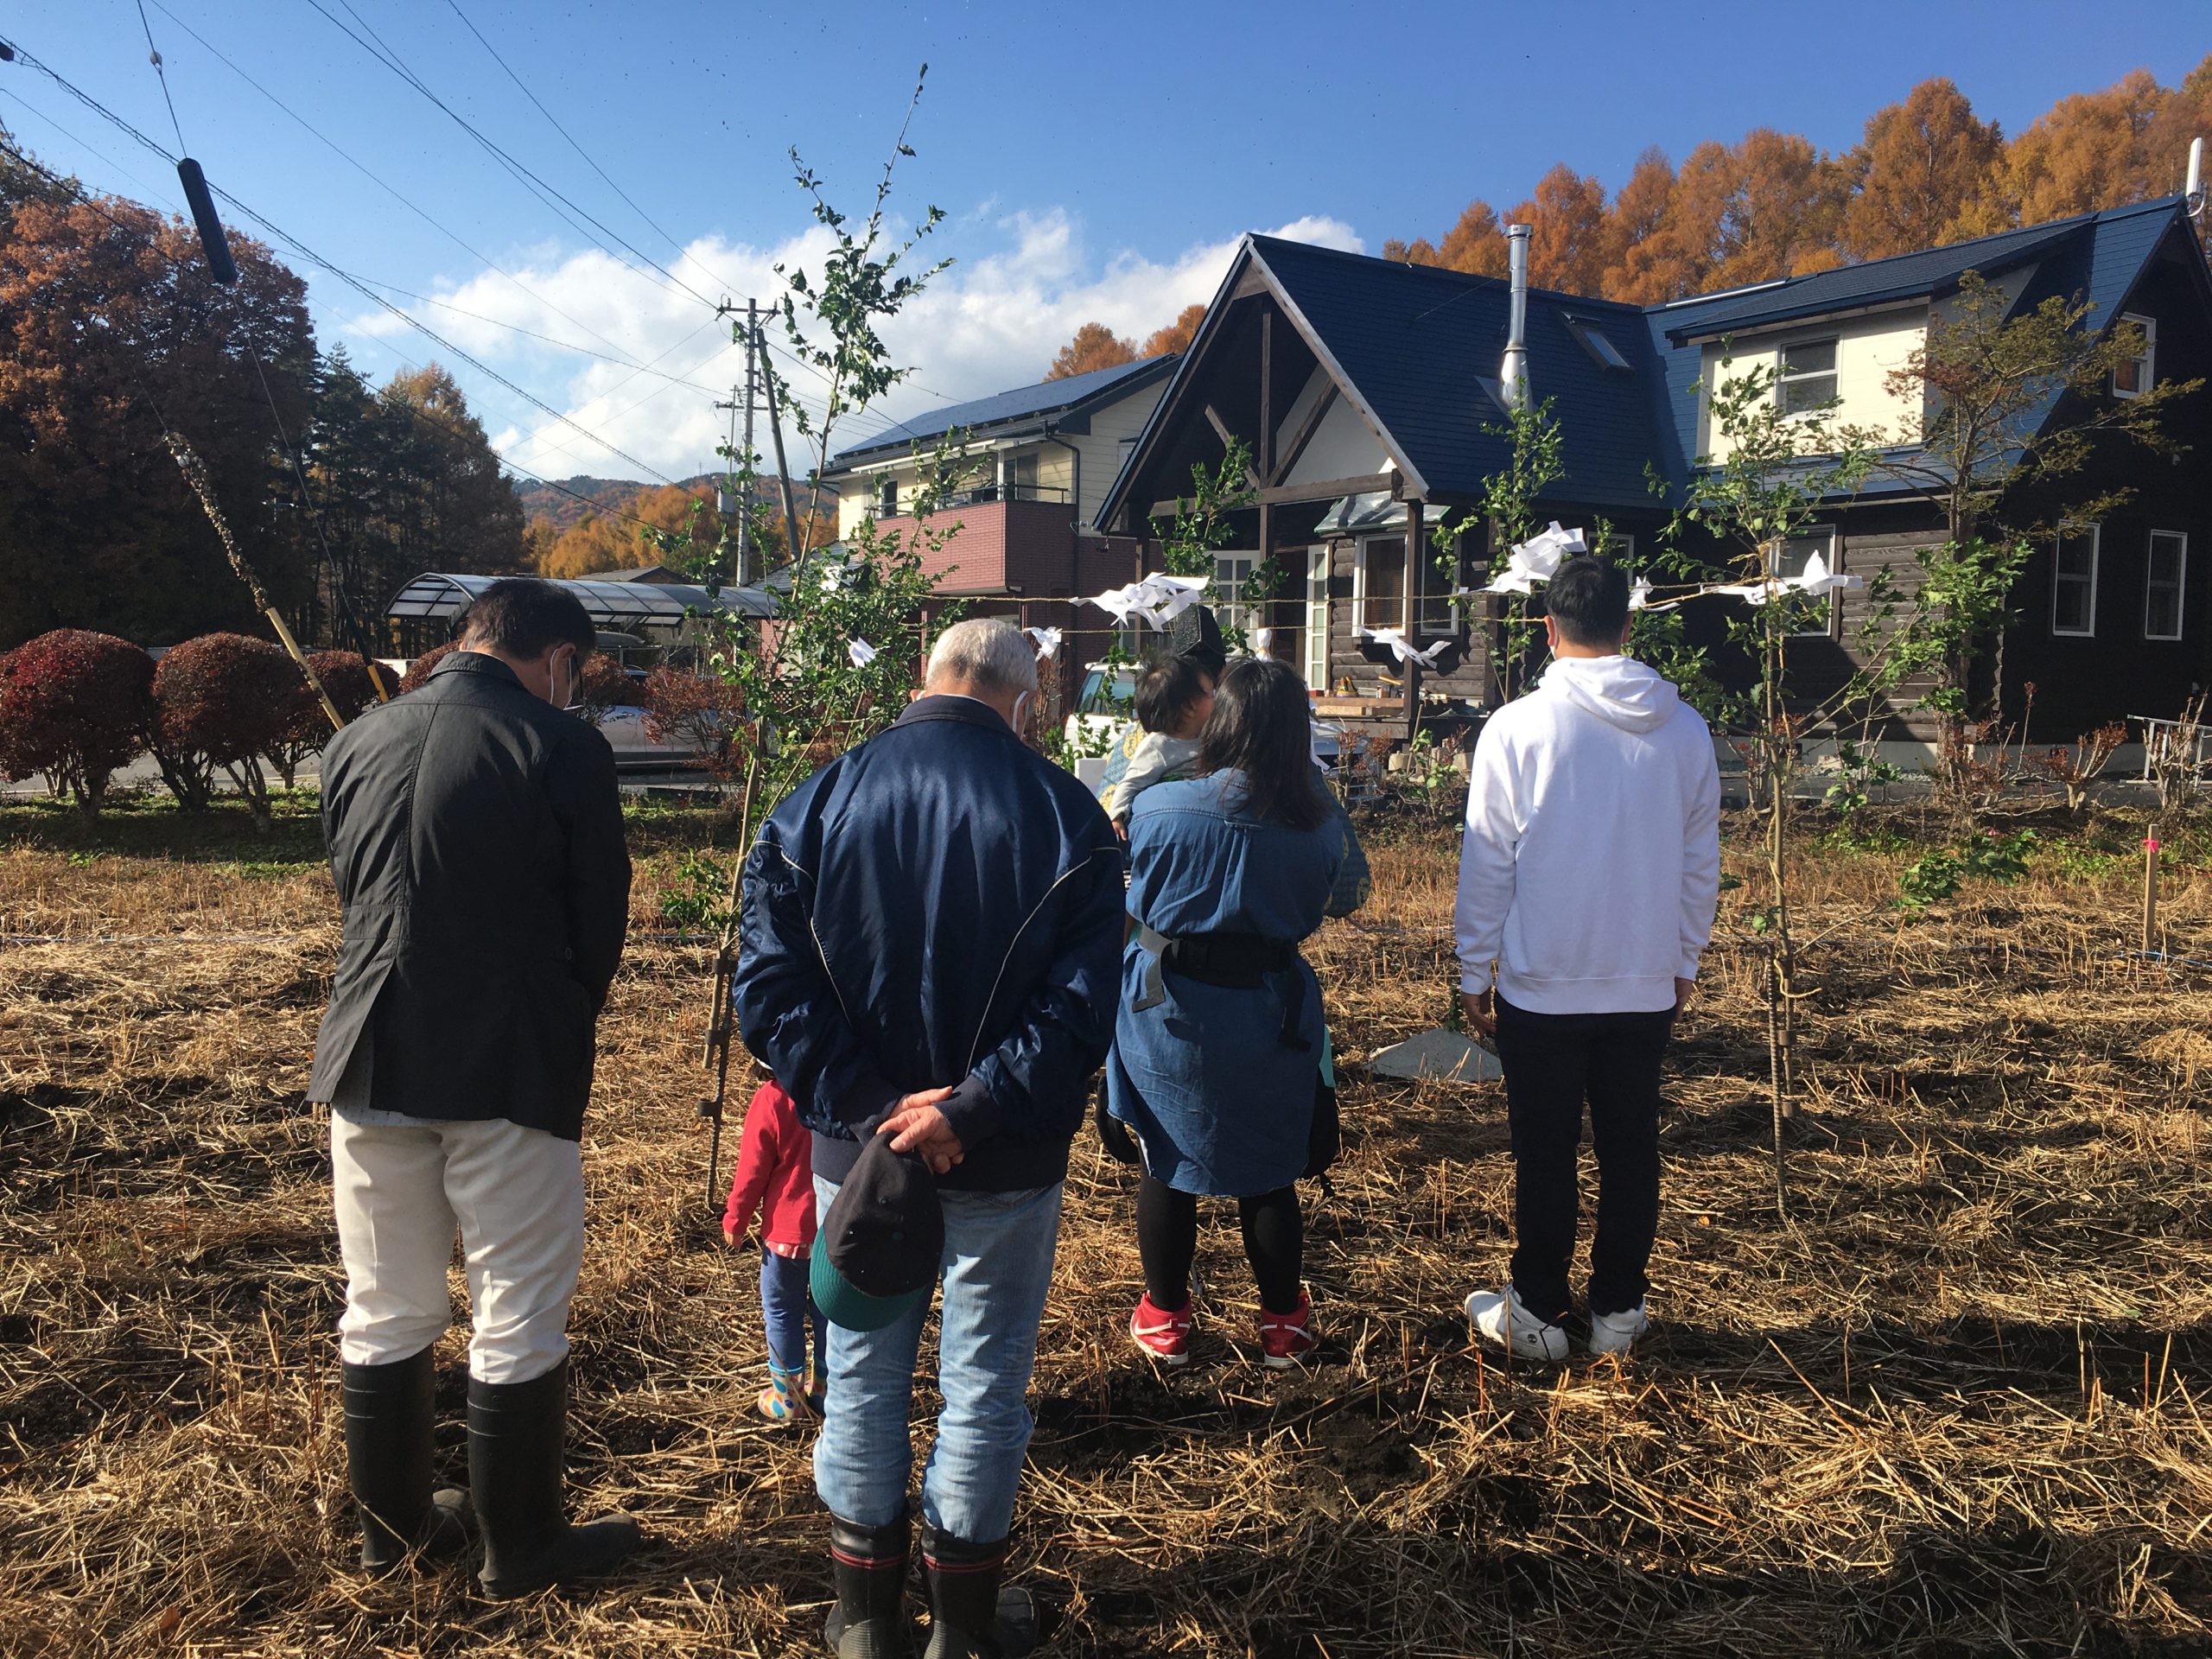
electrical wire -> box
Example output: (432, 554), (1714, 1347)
(131, 3), (895, 447)
(304, 0), (724, 314)
(130, 0), (187, 152)
(146, 0), (687, 389)
(441, 0), (744, 305)
(0, 127), (682, 542)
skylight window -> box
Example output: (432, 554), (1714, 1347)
(1564, 315), (1632, 372)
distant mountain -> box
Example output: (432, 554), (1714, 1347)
(512, 474), (827, 533)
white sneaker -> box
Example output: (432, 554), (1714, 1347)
(1463, 1286), (1570, 1363)
(1588, 1303), (1649, 1357)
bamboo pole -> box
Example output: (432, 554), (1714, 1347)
(2143, 836), (2161, 956)
(164, 432), (347, 733)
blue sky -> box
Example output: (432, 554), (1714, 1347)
(3, 0), (2206, 486)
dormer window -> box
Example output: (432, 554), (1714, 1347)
(2113, 314), (2156, 398)
(1777, 339), (1839, 416)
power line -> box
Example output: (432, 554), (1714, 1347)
(0, 126), (698, 547)
(440, 0), (743, 306)
(301, 0), (934, 435)
(130, 0), (186, 153)
(304, 0), (724, 315)
(0, 43), (680, 485)
(126, 4), (884, 442)
(146, 0), (670, 385)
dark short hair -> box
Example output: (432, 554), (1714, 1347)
(1198, 657), (1327, 832)
(1544, 556), (1630, 648)
(1134, 654), (1211, 735)
(459, 578), (595, 659)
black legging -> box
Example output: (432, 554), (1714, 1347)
(1135, 1174), (1304, 1316)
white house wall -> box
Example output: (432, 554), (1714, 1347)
(1698, 306), (1928, 459)
(1071, 385), (1166, 528)
(1281, 392), (1393, 487)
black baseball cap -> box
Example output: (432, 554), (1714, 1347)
(810, 1133), (944, 1332)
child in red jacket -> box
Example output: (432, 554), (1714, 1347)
(721, 1079), (827, 1422)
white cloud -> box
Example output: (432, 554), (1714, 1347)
(334, 208), (1365, 485)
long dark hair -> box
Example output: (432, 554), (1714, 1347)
(1198, 657), (1327, 831)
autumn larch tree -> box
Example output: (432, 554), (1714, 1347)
(1841, 79), (2005, 258)
(1139, 303), (1207, 359)
(1046, 322), (1138, 380)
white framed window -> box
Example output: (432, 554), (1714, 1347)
(2146, 530), (2187, 640)
(1214, 550), (1260, 640)
(1304, 544), (1329, 690)
(1777, 338), (1839, 416)
(2052, 524), (2100, 637)
(2113, 314), (2157, 398)
(1354, 534), (1408, 633)
(1776, 527), (1839, 636)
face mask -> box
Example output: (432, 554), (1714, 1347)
(556, 650), (582, 711)
(1011, 690), (1033, 733)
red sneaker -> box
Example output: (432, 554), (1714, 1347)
(1258, 1293), (1317, 1370)
(1129, 1294), (1194, 1365)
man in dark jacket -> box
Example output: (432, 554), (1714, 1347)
(734, 617), (1123, 1659)
(308, 577), (640, 1599)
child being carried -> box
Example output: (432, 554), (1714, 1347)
(1101, 654), (1217, 832)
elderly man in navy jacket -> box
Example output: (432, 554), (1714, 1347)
(735, 617), (1123, 1659)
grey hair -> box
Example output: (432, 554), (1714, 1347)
(925, 618), (1039, 697)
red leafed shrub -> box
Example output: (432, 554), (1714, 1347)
(0, 629), (154, 817)
(265, 651), (389, 788)
(641, 664), (748, 788)
(397, 642), (458, 693)
(152, 632), (305, 825)
(576, 652), (636, 725)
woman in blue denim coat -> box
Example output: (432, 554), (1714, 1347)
(1106, 656), (1363, 1370)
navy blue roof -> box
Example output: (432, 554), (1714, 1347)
(1249, 234), (1663, 510)
(828, 354), (1179, 467)
(1100, 198), (2202, 529)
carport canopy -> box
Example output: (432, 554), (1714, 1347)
(385, 572), (778, 632)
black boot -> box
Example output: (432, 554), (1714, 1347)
(341, 1347), (469, 1574)
(467, 1358), (641, 1599)
(825, 1511), (913, 1658)
(920, 1526), (1038, 1659)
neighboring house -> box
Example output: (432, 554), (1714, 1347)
(817, 358), (1178, 697)
(1097, 197), (2212, 747)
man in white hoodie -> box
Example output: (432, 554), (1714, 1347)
(1454, 556), (1720, 1361)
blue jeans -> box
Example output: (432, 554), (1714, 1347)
(811, 1176), (1064, 1545)
(760, 1249), (825, 1378)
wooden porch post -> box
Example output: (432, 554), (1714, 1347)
(1255, 308), (1274, 654)
(1403, 498), (1424, 739)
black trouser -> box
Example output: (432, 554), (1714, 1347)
(1135, 1175), (1303, 1315)
(1491, 994), (1675, 1323)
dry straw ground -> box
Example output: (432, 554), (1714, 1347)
(3, 798), (2211, 1657)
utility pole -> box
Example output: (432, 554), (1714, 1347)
(714, 296), (761, 588)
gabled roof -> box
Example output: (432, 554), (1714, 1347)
(826, 354), (1179, 470)
(1097, 197), (2206, 531)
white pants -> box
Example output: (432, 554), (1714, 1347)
(331, 1113), (585, 1384)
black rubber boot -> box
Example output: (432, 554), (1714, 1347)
(825, 1511), (913, 1658)
(920, 1526), (1038, 1659)
(467, 1357), (641, 1599)
(341, 1347), (470, 1574)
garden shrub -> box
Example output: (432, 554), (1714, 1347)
(0, 629), (155, 817)
(152, 632), (303, 826)
(265, 650), (386, 788)
(641, 663), (748, 788)
(397, 642), (457, 693)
